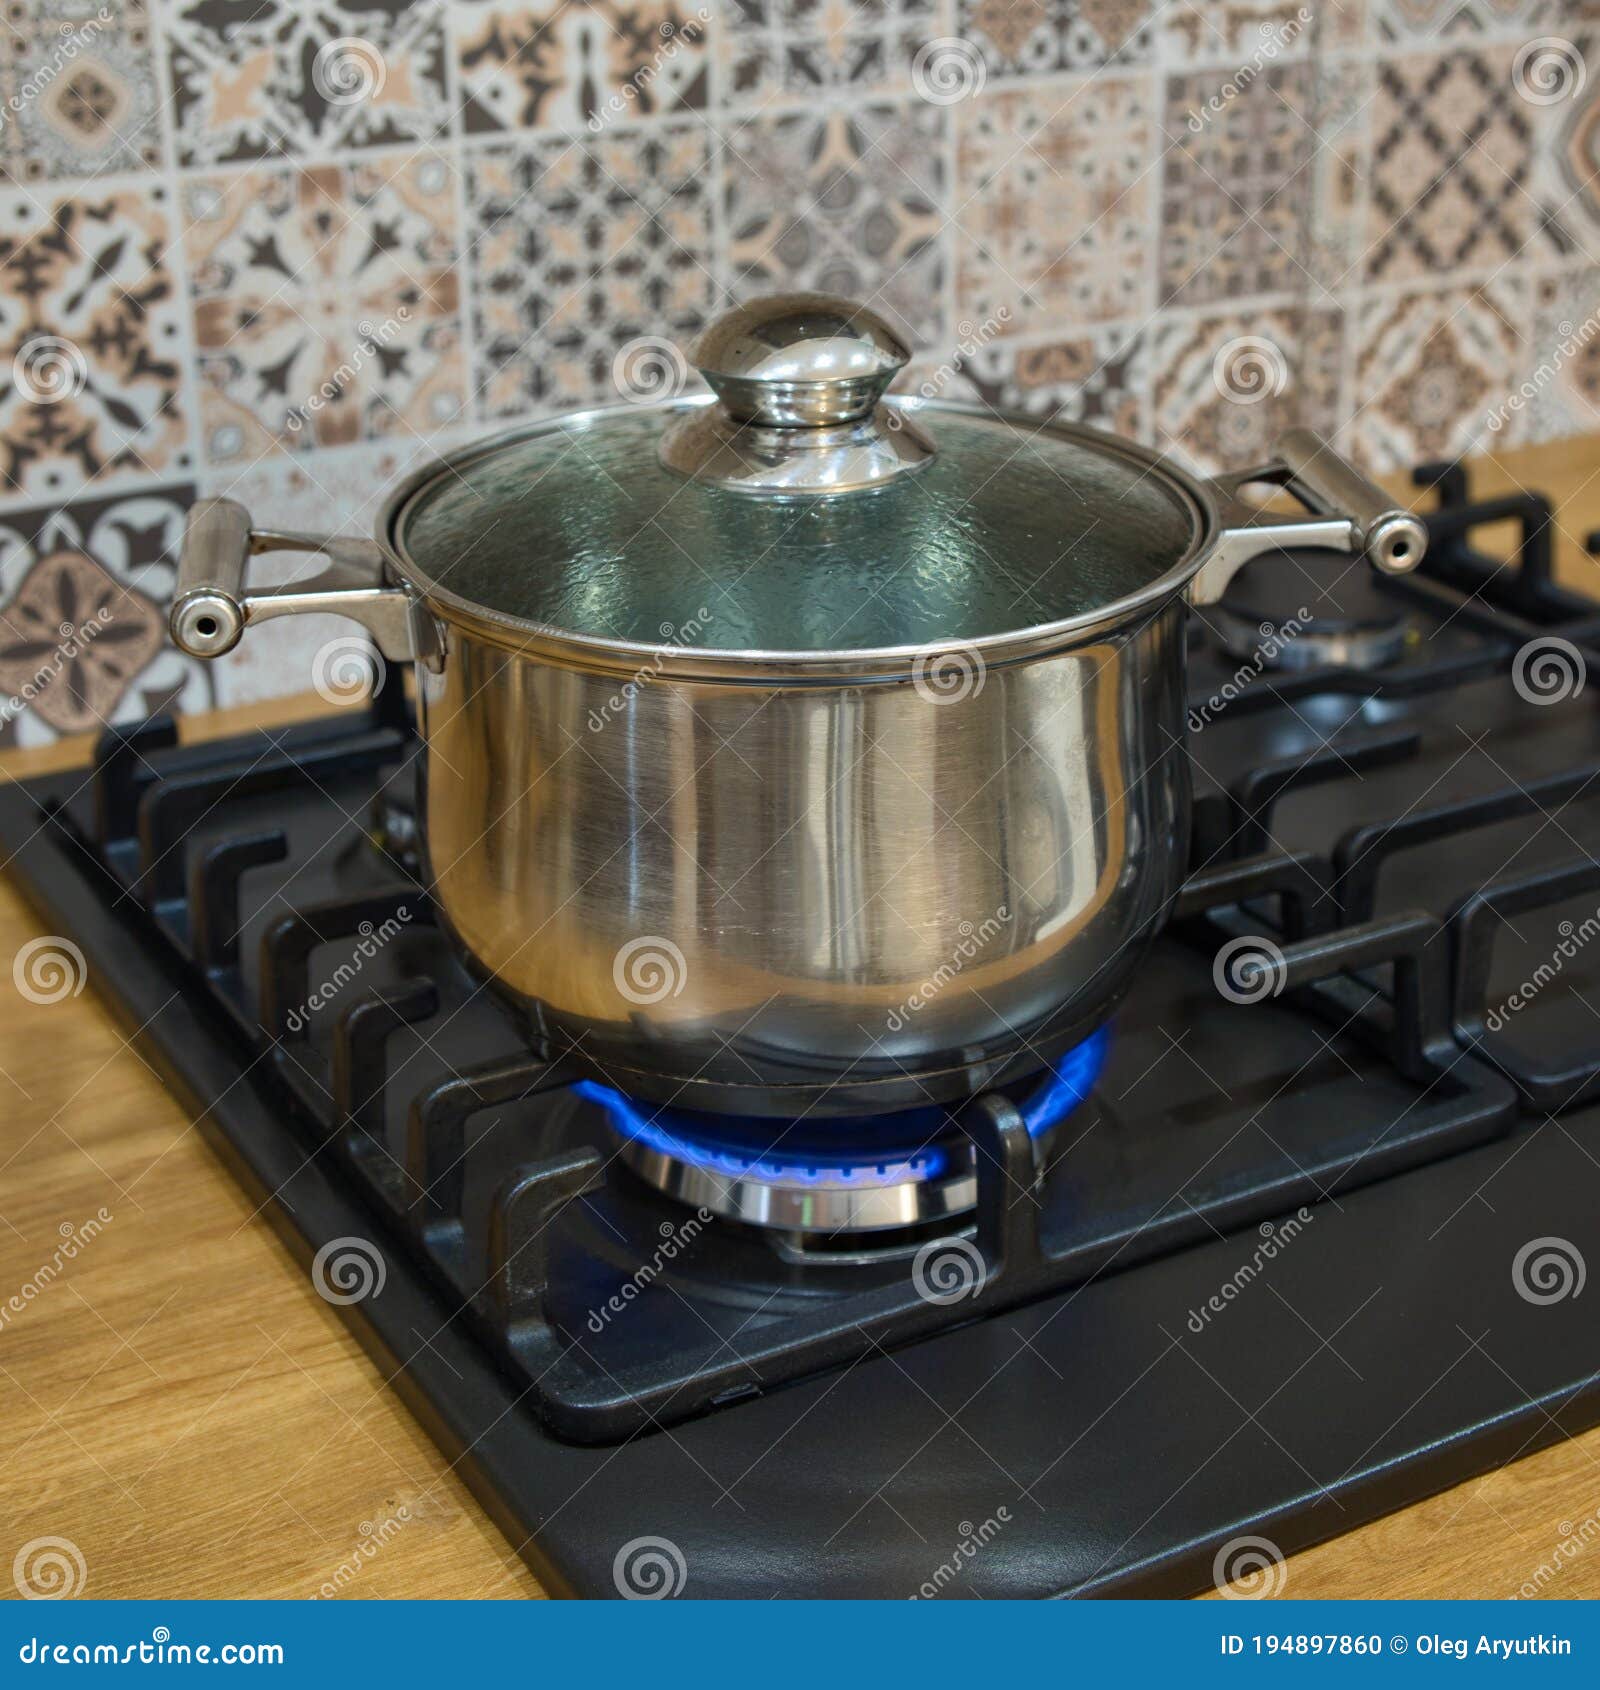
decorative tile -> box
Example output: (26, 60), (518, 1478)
(1530, 37), (1600, 263)
(724, 101), (946, 344)
(454, 0), (710, 134)
(1149, 306), (1344, 474)
(0, 488), (212, 747)
(1160, 0), (1316, 68)
(1160, 61), (1316, 307)
(1369, 0), (1556, 45)
(1303, 56), (1369, 299)
(469, 124), (716, 420)
(956, 79), (1156, 338)
(1352, 279), (1528, 471)
(1366, 47), (1545, 283)
(184, 155), (465, 466)
(163, 0), (448, 166)
(1518, 267), (1600, 442)
(0, 186), (188, 508)
(0, 0), (162, 183)
(956, 0), (1155, 78)
(723, 0), (935, 101)
(903, 321), (1150, 437)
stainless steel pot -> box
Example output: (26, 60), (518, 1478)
(171, 294), (1425, 1119)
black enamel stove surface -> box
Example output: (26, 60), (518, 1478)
(5, 461), (1600, 1597)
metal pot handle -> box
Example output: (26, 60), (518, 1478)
(170, 498), (430, 661)
(1188, 428), (1427, 604)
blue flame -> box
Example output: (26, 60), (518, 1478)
(571, 1025), (1112, 1188)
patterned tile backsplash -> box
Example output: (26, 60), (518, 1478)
(0, 0), (1595, 740)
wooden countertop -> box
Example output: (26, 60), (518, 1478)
(3, 439), (1599, 1602)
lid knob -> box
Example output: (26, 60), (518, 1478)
(659, 293), (935, 496)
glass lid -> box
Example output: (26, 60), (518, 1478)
(392, 295), (1205, 656)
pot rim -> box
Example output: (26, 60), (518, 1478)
(379, 395), (1219, 682)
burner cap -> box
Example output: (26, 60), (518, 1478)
(575, 1028), (1110, 1238)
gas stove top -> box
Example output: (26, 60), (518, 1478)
(4, 459), (1599, 1598)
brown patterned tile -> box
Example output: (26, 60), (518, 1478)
(454, 0), (711, 133)
(1516, 266), (1600, 442)
(721, 0), (936, 102)
(1369, 0), (1556, 44)
(1160, 61), (1316, 308)
(1149, 305), (1344, 474)
(1160, 0), (1316, 68)
(903, 321), (1150, 437)
(1303, 56), (1370, 298)
(0, 487), (211, 746)
(183, 155), (465, 466)
(0, 0), (162, 183)
(957, 77), (1156, 338)
(0, 185), (188, 507)
(164, 0), (448, 166)
(956, 0), (1155, 78)
(469, 124), (716, 420)
(724, 101), (946, 343)
(1366, 47), (1545, 283)
(1352, 278), (1528, 470)
(1530, 36), (1600, 263)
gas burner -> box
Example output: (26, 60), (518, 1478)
(578, 1028), (1112, 1239)
(1209, 547), (1417, 673)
